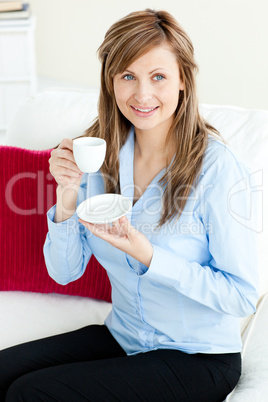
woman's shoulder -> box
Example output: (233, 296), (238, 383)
(201, 135), (250, 181)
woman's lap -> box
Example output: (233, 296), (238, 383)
(0, 325), (125, 400)
(1, 325), (241, 402)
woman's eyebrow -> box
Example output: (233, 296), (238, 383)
(149, 68), (169, 74)
(123, 68), (169, 74)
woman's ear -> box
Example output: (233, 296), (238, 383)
(179, 81), (185, 91)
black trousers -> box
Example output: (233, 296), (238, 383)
(0, 325), (241, 402)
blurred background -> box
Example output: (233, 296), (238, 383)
(0, 0), (268, 139)
(30, 0), (268, 109)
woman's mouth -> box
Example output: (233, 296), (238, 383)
(130, 105), (159, 117)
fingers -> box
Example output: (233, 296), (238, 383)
(79, 217), (133, 239)
(51, 147), (78, 171)
(78, 219), (129, 243)
(79, 216), (152, 267)
(49, 138), (83, 186)
(58, 138), (74, 151)
(53, 158), (82, 177)
(112, 219), (122, 233)
(116, 216), (138, 239)
(78, 220), (115, 242)
(80, 220), (121, 237)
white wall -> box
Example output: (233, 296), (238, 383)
(30, 0), (268, 110)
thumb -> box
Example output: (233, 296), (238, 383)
(118, 216), (131, 229)
(119, 216), (138, 239)
(118, 216), (128, 224)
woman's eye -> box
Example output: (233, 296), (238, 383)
(153, 75), (165, 81)
(123, 74), (134, 81)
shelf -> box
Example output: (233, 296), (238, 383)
(0, 16), (36, 141)
(0, 17), (35, 31)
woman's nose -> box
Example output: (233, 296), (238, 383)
(134, 82), (153, 104)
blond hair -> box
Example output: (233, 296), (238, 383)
(84, 9), (220, 226)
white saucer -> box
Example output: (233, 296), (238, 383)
(77, 194), (132, 224)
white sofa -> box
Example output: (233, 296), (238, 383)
(1, 88), (268, 401)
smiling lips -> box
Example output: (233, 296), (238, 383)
(130, 105), (159, 117)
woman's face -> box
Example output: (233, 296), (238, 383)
(113, 45), (184, 137)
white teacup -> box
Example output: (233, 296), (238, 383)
(73, 137), (106, 173)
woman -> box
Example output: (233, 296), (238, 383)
(1, 9), (258, 402)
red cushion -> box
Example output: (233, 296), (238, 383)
(0, 146), (111, 302)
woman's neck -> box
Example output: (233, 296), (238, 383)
(134, 128), (175, 166)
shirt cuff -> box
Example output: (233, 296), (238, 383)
(125, 254), (149, 275)
(142, 243), (184, 287)
(47, 205), (79, 238)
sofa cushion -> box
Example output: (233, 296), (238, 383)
(5, 89), (268, 295)
(0, 146), (111, 301)
(226, 292), (268, 401)
(0, 291), (112, 350)
(5, 88), (99, 150)
(200, 104), (268, 297)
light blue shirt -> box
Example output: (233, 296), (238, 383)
(44, 127), (259, 355)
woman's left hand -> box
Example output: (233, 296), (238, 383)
(78, 216), (153, 268)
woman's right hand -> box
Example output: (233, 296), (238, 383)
(50, 139), (84, 222)
(49, 138), (83, 188)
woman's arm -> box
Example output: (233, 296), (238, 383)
(80, 160), (260, 318)
(44, 139), (93, 284)
(138, 162), (260, 318)
(43, 177), (93, 285)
